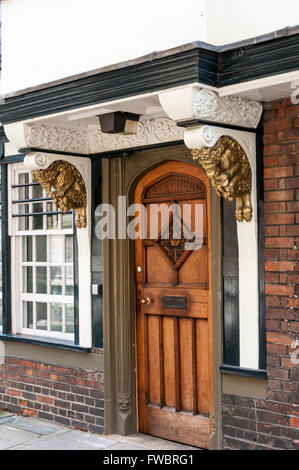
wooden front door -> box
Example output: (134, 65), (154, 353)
(135, 161), (213, 449)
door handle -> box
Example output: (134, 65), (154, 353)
(140, 297), (151, 304)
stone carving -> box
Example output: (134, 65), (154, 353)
(26, 124), (88, 154)
(192, 136), (252, 222)
(88, 117), (184, 153)
(195, 89), (262, 129)
(32, 160), (87, 228)
(118, 393), (130, 414)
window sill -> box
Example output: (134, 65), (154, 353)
(0, 333), (90, 353)
(220, 364), (267, 379)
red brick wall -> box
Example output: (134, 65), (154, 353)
(0, 356), (104, 433)
(222, 97), (299, 450)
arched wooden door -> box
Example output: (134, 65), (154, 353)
(135, 161), (213, 449)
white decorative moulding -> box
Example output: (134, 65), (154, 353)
(88, 116), (184, 153)
(5, 118), (184, 156)
(194, 89), (262, 129)
(159, 86), (262, 129)
(26, 124), (89, 154)
(23, 152), (52, 170)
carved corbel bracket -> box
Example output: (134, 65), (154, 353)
(23, 152), (52, 170)
(24, 153), (87, 228)
(3, 121), (89, 155)
(194, 89), (262, 129)
(192, 135), (252, 222)
(159, 86), (262, 129)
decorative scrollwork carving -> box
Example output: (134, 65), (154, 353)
(194, 89), (262, 129)
(26, 124), (88, 154)
(192, 136), (252, 222)
(32, 160), (87, 228)
(88, 117), (184, 153)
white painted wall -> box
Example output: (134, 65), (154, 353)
(1, 0), (299, 94)
(206, 0), (299, 45)
(1, 0), (207, 94)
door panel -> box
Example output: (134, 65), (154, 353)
(135, 161), (212, 449)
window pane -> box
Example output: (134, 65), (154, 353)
(18, 173), (29, 200)
(36, 303), (47, 330)
(36, 267), (47, 294)
(32, 184), (43, 199)
(36, 236), (47, 262)
(66, 305), (74, 333)
(50, 304), (62, 332)
(50, 267), (62, 295)
(65, 266), (74, 296)
(62, 213), (72, 229)
(50, 236), (63, 263)
(18, 172), (29, 185)
(65, 235), (73, 263)
(18, 203), (29, 231)
(32, 203), (43, 230)
(47, 202), (59, 230)
(22, 236), (33, 262)
(23, 266), (33, 293)
(23, 302), (33, 329)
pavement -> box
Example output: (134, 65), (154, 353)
(0, 411), (197, 450)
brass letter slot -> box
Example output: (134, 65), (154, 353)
(162, 296), (187, 309)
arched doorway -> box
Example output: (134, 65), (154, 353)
(134, 161), (213, 448)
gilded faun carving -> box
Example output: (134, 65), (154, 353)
(32, 160), (87, 228)
(192, 136), (252, 222)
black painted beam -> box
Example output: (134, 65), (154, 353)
(0, 48), (217, 124)
(0, 31), (297, 124)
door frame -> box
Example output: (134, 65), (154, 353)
(102, 144), (223, 449)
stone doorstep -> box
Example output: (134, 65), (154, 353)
(0, 414), (198, 450)
(105, 433), (199, 450)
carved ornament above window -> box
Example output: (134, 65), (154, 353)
(32, 160), (87, 228)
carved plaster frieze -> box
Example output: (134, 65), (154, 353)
(194, 89), (262, 129)
(88, 116), (184, 153)
(8, 118), (183, 155)
(25, 123), (89, 154)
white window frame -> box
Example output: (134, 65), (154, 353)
(7, 157), (93, 348)
(19, 232), (75, 341)
(9, 163), (75, 341)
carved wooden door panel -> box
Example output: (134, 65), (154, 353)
(135, 161), (213, 449)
